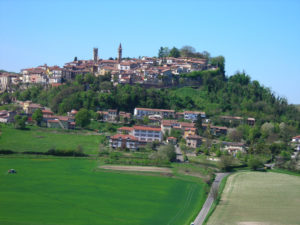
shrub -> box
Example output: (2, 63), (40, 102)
(247, 156), (264, 171)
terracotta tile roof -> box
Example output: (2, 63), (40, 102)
(42, 109), (53, 114)
(184, 111), (205, 114)
(133, 126), (161, 132)
(28, 103), (43, 108)
(179, 122), (195, 128)
(161, 120), (179, 126)
(186, 135), (202, 140)
(48, 119), (59, 123)
(110, 134), (138, 141)
(52, 83), (62, 87)
(167, 136), (177, 140)
(222, 142), (245, 147)
(135, 108), (175, 113)
(118, 127), (134, 131)
(220, 115), (243, 120)
(185, 128), (196, 131)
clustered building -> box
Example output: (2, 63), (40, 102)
(0, 44), (218, 92)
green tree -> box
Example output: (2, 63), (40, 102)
(218, 155), (235, 171)
(75, 108), (91, 128)
(14, 115), (27, 129)
(32, 109), (43, 126)
(195, 114), (203, 135)
(247, 156), (264, 171)
(158, 47), (170, 58)
(169, 47), (181, 58)
(210, 56), (225, 76)
(180, 46), (196, 57)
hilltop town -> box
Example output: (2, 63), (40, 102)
(0, 44), (219, 91)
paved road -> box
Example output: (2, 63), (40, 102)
(175, 145), (184, 162)
(193, 173), (230, 225)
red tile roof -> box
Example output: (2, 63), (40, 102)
(133, 126), (161, 132)
(186, 135), (202, 140)
(135, 108), (175, 113)
(110, 134), (138, 141)
(118, 127), (134, 131)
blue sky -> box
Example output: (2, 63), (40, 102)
(1, 0), (299, 103)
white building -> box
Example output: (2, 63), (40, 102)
(109, 134), (139, 150)
(183, 111), (206, 122)
(132, 125), (162, 142)
(134, 107), (175, 119)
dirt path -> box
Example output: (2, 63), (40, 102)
(193, 173), (230, 225)
(99, 165), (173, 173)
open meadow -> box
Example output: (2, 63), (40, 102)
(0, 125), (105, 154)
(0, 157), (208, 225)
(206, 171), (300, 225)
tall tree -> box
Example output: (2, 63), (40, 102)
(14, 115), (27, 130)
(75, 108), (91, 128)
(169, 47), (181, 58)
(32, 109), (43, 126)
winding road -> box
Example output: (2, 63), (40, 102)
(193, 172), (230, 225)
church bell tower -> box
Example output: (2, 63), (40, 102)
(118, 43), (122, 63)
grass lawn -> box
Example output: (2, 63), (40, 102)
(207, 171), (300, 225)
(0, 157), (208, 225)
(0, 125), (105, 154)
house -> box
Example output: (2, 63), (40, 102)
(67, 109), (78, 117)
(161, 120), (180, 134)
(118, 125), (162, 142)
(0, 73), (20, 91)
(183, 111), (206, 122)
(109, 134), (139, 150)
(179, 122), (195, 130)
(132, 126), (162, 142)
(0, 110), (16, 123)
(23, 102), (44, 114)
(119, 111), (132, 122)
(292, 136), (300, 151)
(42, 109), (54, 117)
(222, 142), (246, 155)
(202, 124), (228, 136)
(167, 136), (177, 144)
(118, 127), (134, 134)
(220, 116), (243, 124)
(184, 128), (197, 138)
(134, 107), (175, 119)
(46, 116), (75, 129)
(247, 118), (255, 126)
(291, 135), (300, 143)
(186, 135), (202, 148)
(97, 111), (109, 121)
(108, 109), (118, 121)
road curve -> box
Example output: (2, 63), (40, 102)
(193, 172), (230, 225)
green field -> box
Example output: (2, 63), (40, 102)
(207, 172), (300, 225)
(0, 125), (105, 154)
(0, 157), (207, 225)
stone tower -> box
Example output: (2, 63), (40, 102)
(93, 48), (98, 63)
(118, 43), (122, 63)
